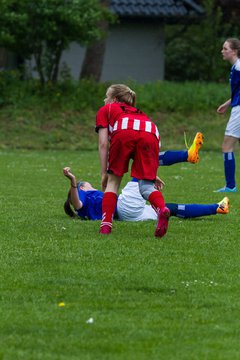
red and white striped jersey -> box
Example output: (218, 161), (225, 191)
(95, 102), (159, 140)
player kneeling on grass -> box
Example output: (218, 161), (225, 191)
(63, 167), (229, 224)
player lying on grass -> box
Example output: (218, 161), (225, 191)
(63, 167), (229, 222)
(63, 132), (228, 222)
(159, 132), (203, 165)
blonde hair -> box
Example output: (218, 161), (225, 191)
(107, 84), (136, 107)
(226, 38), (240, 57)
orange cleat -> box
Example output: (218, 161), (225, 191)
(217, 197), (229, 214)
(187, 132), (204, 164)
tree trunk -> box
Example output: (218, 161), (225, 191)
(50, 41), (63, 83)
(0, 48), (9, 69)
(79, 0), (109, 82)
(34, 50), (45, 86)
(80, 38), (107, 82)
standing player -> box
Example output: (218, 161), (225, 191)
(215, 38), (240, 193)
(96, 84), (169, 237)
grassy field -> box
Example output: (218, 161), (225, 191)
(0, 79), (232, 151)
(1, 148), (240, 359)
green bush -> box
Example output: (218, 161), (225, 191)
(0, 73), (230, 112)
(165, 0), (237, 82)
(0, 76), (231, 150)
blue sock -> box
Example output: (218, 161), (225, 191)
(166, 203), (218, 218)
(159, 151), (188, 166)
(224, 152), (236, 189)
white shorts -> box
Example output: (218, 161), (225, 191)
(225, 106), (240, 138)
(117, 181), (157, 221)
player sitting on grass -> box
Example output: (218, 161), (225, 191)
(63, 167), (229, 222)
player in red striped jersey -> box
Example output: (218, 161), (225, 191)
(95, 84), (169, 237)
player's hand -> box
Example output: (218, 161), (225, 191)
(63, 167), (76, 181)
(217, 102), (229, 114)
(155, 176), (165, 191)
(101, 173), (108, 191)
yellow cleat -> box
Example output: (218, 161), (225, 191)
(187, 132), (204, 163)
(217, 197), (229, 214)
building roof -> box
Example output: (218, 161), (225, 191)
(110, 0), (204, 21)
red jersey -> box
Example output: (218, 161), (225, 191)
(95, 102), (159, 141)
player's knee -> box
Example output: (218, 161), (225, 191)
(222, 141), (229, 152)
(138, 180), (155, 200)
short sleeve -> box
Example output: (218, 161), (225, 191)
(77, 189), (87, 208)
(95, 104), (109, 133)
(235, 59), (240, 71)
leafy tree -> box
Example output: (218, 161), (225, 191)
(165, 0), (237, 82)
(0, 0), (114, 85)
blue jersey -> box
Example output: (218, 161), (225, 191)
(230, 58), (240, 107)
(76, 189), (104, 220)
(76, 189), (118, 220)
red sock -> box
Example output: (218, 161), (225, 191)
(101, 192), (118, 229)
(148, 190), (165, 214)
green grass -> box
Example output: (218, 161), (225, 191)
(1, 148), (240, 359)
(0, 79), (231, 151)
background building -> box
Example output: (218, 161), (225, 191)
(61, 0), (203, 82)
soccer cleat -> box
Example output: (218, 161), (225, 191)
(187, 132), (204, 164)
(214, 186), (237, 193)
(100, 224), (112, 235)
(217, 197), (230, 214)
(155, 207), (170, 238)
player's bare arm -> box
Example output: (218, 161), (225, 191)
(217, 99), (231, 114)
(63, 167), (82, 210)
(98, 128), (109, 190)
